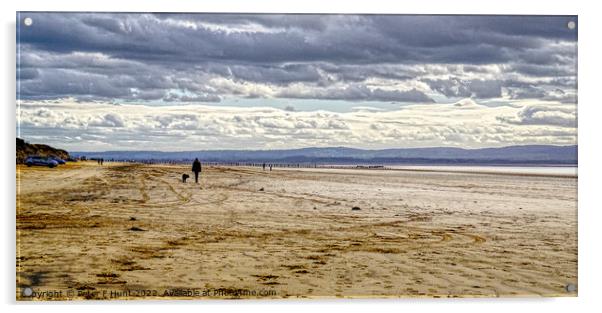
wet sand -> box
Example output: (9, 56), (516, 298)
(16, 161), (577, 300)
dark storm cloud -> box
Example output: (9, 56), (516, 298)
(17, 68), (39, 80)
(226, 64), (323, 85)
(17, 13), (577, 102)
(422, 78), (502, 99)
(504, 80), (577, 104)
(20, 69), (131, 99)
(508, 85), (548, 99)
(510, 63), (576, 77)
(278, 85), (435, 103)
(163, 93), (221, 103)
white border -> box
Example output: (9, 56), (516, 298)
(2, 0), (600, 312)
(7, 0), (581, 15)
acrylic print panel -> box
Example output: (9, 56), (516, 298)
(15, 13), (578, 300)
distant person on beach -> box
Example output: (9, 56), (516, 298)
(269, 164), (272, 171)
(192, 158), (202, 183)
(263, 163), (266, 171)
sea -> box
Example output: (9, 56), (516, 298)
(385, 165), (577, 177)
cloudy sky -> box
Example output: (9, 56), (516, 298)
(16, 13), (577, 151)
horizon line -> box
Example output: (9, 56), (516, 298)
(70, 143), (578, 154)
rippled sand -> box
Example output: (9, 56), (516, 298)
(16, 161), (577, 300)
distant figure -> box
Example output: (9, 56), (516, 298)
(269, 164), (273, 171)
(100, 158), (104, 165)
(182, 173), (189, 183)
(263, 163), (266, 171)
(192, 158), (202, 183)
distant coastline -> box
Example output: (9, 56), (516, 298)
(71, 145), (577, 166)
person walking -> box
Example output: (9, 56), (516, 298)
(192, 158), (202, 184)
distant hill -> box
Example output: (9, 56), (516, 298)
(73, 145), (577, 165)
(16, 138), (70, 164)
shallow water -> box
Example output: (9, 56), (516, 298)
(386, 165), (577, 176)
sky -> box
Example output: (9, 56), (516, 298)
(16, 13), (578, 151)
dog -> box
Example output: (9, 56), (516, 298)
(182, 173), (190, 183)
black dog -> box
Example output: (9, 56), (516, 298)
(182, 174), (190, 183)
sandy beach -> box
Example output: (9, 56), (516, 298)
(16, 161), (577, 299)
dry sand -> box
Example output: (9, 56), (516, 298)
(16, 161), (577, 300)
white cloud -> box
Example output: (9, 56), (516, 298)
(17, 98), (577, 151)
(496, 105), (576, 127)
